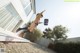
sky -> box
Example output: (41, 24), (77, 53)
(36, 0), (80, 38)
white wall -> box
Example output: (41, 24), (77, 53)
(36, 38), (52, 47)
(9, 0), (28, 23)
(0, 0), (35, 41)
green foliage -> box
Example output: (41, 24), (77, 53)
(52, 42), (80, 53)
(43, 28), (53, 39)
(33, 28), (43, 41)
(52, 25), (68, 39)
(24, 28), (42, 42)
(43, 25), (68, 41)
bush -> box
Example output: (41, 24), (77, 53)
(48, 42), (80, 53)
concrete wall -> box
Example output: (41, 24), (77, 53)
(36, 37), (52, 47)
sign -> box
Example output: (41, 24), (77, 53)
(44, 19), (49, 25)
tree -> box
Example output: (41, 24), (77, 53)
(43, 25), (68, 43)
(52, 25), (68, 43)
(24, 28), (42, 42)
(43, 28), (53, 39)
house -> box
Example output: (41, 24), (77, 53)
(0, 0), (36, 41)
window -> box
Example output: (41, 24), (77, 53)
(20, 0), (30, 8)
(25, 4), (32, 15)
(20, 0), (32, 16)
(6, 3), (18, 17)
(0, 3), (22, 32)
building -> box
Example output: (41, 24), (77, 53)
(0, 0), (36, 41)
